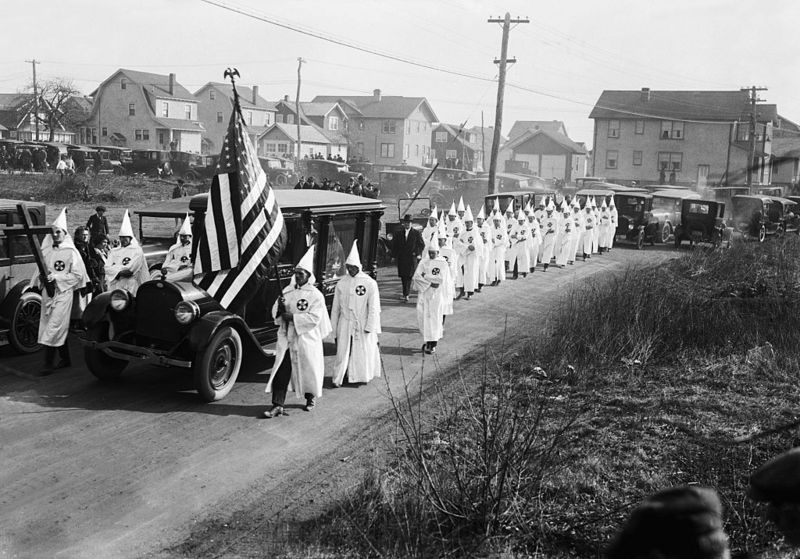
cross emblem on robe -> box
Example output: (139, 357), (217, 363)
(122, 257), (131, 266)
(296, 299), (309, 311)
(355, 285), (366, 296)
(54, 260), (65, 272)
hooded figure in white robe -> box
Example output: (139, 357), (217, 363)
(475, 205), (490, 289)
(608, 196), (618, 250)
(413, 242), (453, 354)
(539, 203), (558, 270)
(508, 209), (530, 278)
(555, 205), (574, 268)
(445, 202), (462, 237)
(457, 206), (480, 297)
(598, 199), (613, 252)
(265, 246), (332, 416)
(160, 213), (193, 280)
(421, 206), (439, 247)
(28, 208), (89, 373)
(582, 204), (596, 259)
(435, 225), (456, 314)
(570, 201), (584, 262)
(525, 204), (542, 272)
(105, 210), (149, 295)
(489, 213), (508, 284)
(590, 197), (601, 254)
(330, 241), (381, 386)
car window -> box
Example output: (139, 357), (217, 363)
(322, 217), (355, 281)
(688, 203), (710, 215)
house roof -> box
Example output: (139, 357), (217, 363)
(311, 94), (437, 121)
(0, 93), (30, 110)
(198, 82), (276, 111)
(153, 117), (205, 132)
(66, 95), (93, 112)
(300, 102), (340, 118)
(468, 125), (504, 157)
(503, 128), (587, 154)
(260, 123), (332, 144)
(772, 136), (800, 159)
(90, 69), (194, 101)
(436, 123), (481, 150)
(589, 89), (777, 122)
(507, 120), (567, 142)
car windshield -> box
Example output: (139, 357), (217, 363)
(618, 197), (646, 215)
(652, 197), (679, 213)
(322, 218), (352, 281)
(687, 202), (711, 215)
(732, 198), (763, 221)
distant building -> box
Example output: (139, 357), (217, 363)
(498, 120), (577, 177)
(312, 89), (437, 167)
(430, 123), (482, 171)
(257, 123), (347, 161)
(82, 69), (204, 152)
(502, 128), (587, 182)
(771, 116), (800, 188)
(195, 82), (276, 154)
(589, 88), (776, 187)
(0, 93), (77, 143)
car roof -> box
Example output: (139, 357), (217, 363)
(732, 194), (772, 202)
(485, 189), (554, 197)
(380, 170), (418, 176)
(576, 189), (613, 196)
(652, 189), (702, 199)
(711, 186), (750, 191)
(187, 190), (384, 216)
(766, 196), (798, 205)
(0, 199), (46, 211)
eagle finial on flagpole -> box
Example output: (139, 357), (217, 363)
(224, 67), (243, 119)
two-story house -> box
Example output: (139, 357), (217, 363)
(0, 93), (78, 143)
(502, 128), (587, 182)
(312, 89), (437, 167)
(430, 123), (482, 171)
(82, 69), (204, 152)
(589, 88), (775, 187)
(194, 83), (276, 154)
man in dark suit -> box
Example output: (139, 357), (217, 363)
(86, 206), (109, 241)
(391, 214), (425, 302)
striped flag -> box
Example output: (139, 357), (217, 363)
(193, 101), (287, 310)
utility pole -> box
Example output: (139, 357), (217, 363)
(481, 110), (485, 172)
(742, 85), (767, 193)
(26, 59), (40, 141)
(487, 13), (528, 194)
(295, 57), (305, 171)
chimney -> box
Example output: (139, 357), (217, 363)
(169, 73), (176, 95)
(373, 88), (382, 102)
(252, 85), (259, 105)
(284, 94), (289, 102)
(640, 87), (651, 102)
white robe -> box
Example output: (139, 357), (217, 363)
(570, 211), (584, 260)
(477, 221), (492, 286)
(266, 279), (332, 399)
(598, 210), (613, 249)
(30, 240), (88, 347)
(527, 217), (542, 267)
(582, 212), (596, 255)
(457, 227), (481, 292)
(105, 243), (149, 295)
(508, 221), (530, 273)
(421, 222), (439, 248)
(437, 245), (457, 313)
(555, 216), (573, 267)
(330, 272), (381, 385)
(540, 214), (558, 265)
(591, 210), (600, 254)
(413, 256), (452, 343)
(490, 223), (507, 282)
(161, 242), (192, 279)
(609, 207), (618, 248)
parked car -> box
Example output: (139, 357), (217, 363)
(348, 161), (386, 183)
(614, 192), (654, 249)
(765, 196), (800, 235)
(730, 195), (782, 242)
(79, 190), (385, 402)
(574, 176), (607, 189)
(673, 199), (729, 248)
(258, 156), (297, 187)
(66, 146), (100, 175)
(711, 186), (750, 209)
(0, 200), (49, 354)
(649, 189), (702, 243)
(428, 167), (475, 189)
(379, 169), (420, 198)
(299, 158), (358, 185)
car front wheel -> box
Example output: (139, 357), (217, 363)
(193, 326), (242, 402)
(9, 291), (41, 354)
(636, 229), (645, 250)
(275, 174), (287, 186)
(660, 223), (671, 244)
(758, 225), (766, 243)
(84, 323), (128, 380)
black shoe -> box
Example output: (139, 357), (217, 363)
(304, 399), (316, 412)
(464, 293), (471, 300)
(511, 275), (518, 280)
(522, 273), (527, 278)
(543, 264), (548, 271)
(263, 406), (286, 418)
(455, 291), (464, 300)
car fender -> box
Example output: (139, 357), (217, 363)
(187, 311), (273, 373)
(83, 291), (113, 328)
(0, 279), (34, 322)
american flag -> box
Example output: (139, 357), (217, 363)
(193, 101), (287, 310)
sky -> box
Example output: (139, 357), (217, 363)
(2, 0), (799, 149)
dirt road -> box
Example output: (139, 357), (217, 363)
(0, 246), (672, 559)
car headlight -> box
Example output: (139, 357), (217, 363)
(627, 223), (634, 230)
(386, 232), (394, 241)
(109, 289), (131, 311)
(174, 300), (200, 325)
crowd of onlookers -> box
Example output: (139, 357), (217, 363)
(293, 173), (379, 198)
(0, 144), (50, 173)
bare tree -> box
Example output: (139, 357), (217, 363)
(18, 77), (81, 141)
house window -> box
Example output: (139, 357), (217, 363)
(382, 120), (396, 134)
(217, 112), (223, 123)
(404, 144), (410, 159)
(608, 120), (620, 138)
(445, 149), (457, 160)
(277, 142), (288, 154)
(633, 150), (642, 166)
(358, 120), (365, 131)
(158, 131), (165, 145)
(246, 110), (253, 125)
(102, 127), (107, 137)
(286, 114), (294, 125)
(657, 152), (683, 171)
(635, 120), (644, 134)
(209, 90), (215, 100)
(129, 103), (135, 116)
(135, 129), (142, 141)
(329, 116), (339, 131)
(406, 120), (411, 134)
(265, 112), (272, 126)
(186, 105), (193, 120)
(142, 129), (149, 141)
(606, 150), (618, 169)
(416, 121), (420, 133)
(266, 143), (277, 153)
(660, 121), (684, 139)
(162, 103), (169, 118)
(415, 145), (419, 156)
(356, 142), (364, 156)
(435, 131), (448, 143)
(736, 121), (750, 142)
(121, 79), (127, 90)
(380, 143), (395, 158)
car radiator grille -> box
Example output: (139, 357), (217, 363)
(135, 282), (183, 345)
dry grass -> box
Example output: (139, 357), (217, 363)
(267, 237), (800, 558)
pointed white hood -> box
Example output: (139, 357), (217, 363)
(463, 205), (474, 223)
(477, 205), (486, 220)
(178, 213), (192, 236)
(119, 210), (134, 238)
(296, 245), (315, 274)
(448, 202), (457, 217)
(52, 207), (68, 233)
(345, 239), (361, 268)
(457, 197), (465, 212)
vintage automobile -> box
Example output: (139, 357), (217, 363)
(347, 161), (387, 183)
(428, 167), (475, 189)
(378, 197), (431, 265)
(673, 199), (729, 248)
(257, 156), (297, 187)
(33, 141), (68, 170)
(575, 188), (613, 208)
(614, 192), (655, 248)
(730, 195), (782, 242)
(574, 176), (606, 189)
(66, 146), (100, 175)
(126, 149), (180, 178)
(0, 201), (49, 354)
(379, 169), (421, 198)
(299, 158), (358, 185)
(79, 190), (384, 402)
(711, 186), (750, 209)
(649, 189), (702, 243)
(765, 196), (800, 235)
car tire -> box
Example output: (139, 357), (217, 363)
(275, 174), (287, 186)
(775, 225), (785, 238)
(636, 229), (645, 250)
(184, 171), (197, 182)
(758, 225), (766, 243)
(84, 167), (95, 178)
(193, 326), (242, 402)
(660, 223), (671, 244)
(84, 323), (128, 380)
(9, 291), (41, 354)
